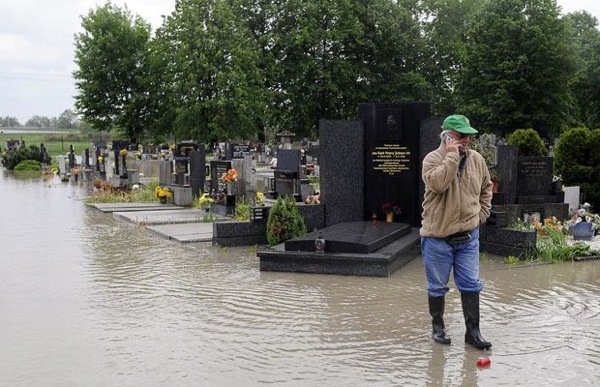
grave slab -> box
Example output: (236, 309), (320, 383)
(258, 222), (421, 277)
(88, 202), (183, 212)
(285, 221), (411, 254)
(112, 209), (205, 225)
(146, 223), (213, 243)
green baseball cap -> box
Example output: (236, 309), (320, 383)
(442, 114), (478, 134)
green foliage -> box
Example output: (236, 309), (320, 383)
(507, 128), (548, 156)
(535, 226), (572, 262)
(504, 255), (521, 265)
(510, 218), (534, 232)
(569, 242), (600, 257)
(86, 180), (158, 203)
(0, 132), (91, 159)
(563, 11), (600, 129)
(457, 0), (576, 136)
(1, 144), (43, 170)
(554, 127), (600, 210)
(266, 196), (307, 246)
(14, 160), (42, 171)
(73, 3), (151, 141)
(234, 199), (251, 221)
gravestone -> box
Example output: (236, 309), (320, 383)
(159, 160), (172, 186)
(210, 160), (236, 211)
(210, 160), (232, 195)
(564, 186), (580, 216)
(358, 102), (431, 226)
(274, 149), (301, 199)
(259, 102), (430, 276)
(319, 120), (364, 227)
(517, 156), (556, 203)
(232, 144), (250, 158)
(173, 140), (199, 186)
(189, 147), (206, 198)
(495, 145), (518, 205)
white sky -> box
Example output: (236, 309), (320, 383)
(0, 0), (598, 124)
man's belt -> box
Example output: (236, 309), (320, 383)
(445, 232), (472, 244)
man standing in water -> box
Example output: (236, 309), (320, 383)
(420, 114), (493, 350)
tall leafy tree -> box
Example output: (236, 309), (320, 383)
(418, 0), (484, 115)
(151, 0), (266, 143)
(456, 0), (576, 137)
(73, 2), (151, 142)
(564, 11), (600, 129)
(266, 0), (431, 137)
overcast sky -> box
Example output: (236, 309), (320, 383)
(0, 0), (599, 125)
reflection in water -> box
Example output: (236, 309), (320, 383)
(1, 171), (599, 387)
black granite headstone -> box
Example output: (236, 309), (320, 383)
(210, 160), (232, 195)
(274, 149), (301, 198)
(496, 145), (518, 205)
(189, 147), (206, 197)
(359, 102), (431, 226)
(319, 120), (364, 227)
(516, 156), (557, 203)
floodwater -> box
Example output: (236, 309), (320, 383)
(1, 171), (599, 387)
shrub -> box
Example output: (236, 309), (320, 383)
(1, 144), (44, 170)
(266, 195), (307, 246)
(507, 128), (548, 156)
(14, 160), (42, 171)
(554, 128), (600, 210)
(234, 199), (250, 221)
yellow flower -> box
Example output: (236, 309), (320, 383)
(154, 186), (172, 199)
(198, 193), (214, 207)
(119, 148), (128, 156)
(256, 192), (265, 204)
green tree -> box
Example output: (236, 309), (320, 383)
(150, 0), (266, 143)
(457, 0), (577, 137)
(266, 0), (431, 137)
(56, 110), (80, 129)
(563, 11), (600, 129)
(25, 115), (51, 127)
(73, 2), (151, 142)
(554, 127), (600, 209)
(419, 0), (484, 115)
(1, 116), (21, 127)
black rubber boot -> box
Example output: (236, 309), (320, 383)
(461, 292), (492, 350)
(429, 295), (451, 345)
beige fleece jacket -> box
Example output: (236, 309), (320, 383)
(420, 143), (493, 238)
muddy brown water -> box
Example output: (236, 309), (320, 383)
(1, 171), (599, 386)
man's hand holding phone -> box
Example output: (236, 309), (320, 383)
(443, 132), (462, 153)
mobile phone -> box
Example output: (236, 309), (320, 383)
(442, 132), (452, 142)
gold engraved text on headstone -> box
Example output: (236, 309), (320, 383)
(371, 144), (410, 176)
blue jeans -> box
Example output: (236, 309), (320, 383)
(421, 228), (483, 297)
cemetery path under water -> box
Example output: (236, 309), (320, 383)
(1, 171), (599, 387)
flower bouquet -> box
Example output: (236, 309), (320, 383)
(221, 169), (238, 183)
(381, 203), (402, 215)
(381, 203), (401, 223)
(154, 186), (172, 203)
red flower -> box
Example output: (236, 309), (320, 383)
(382, 203), (402, 215)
